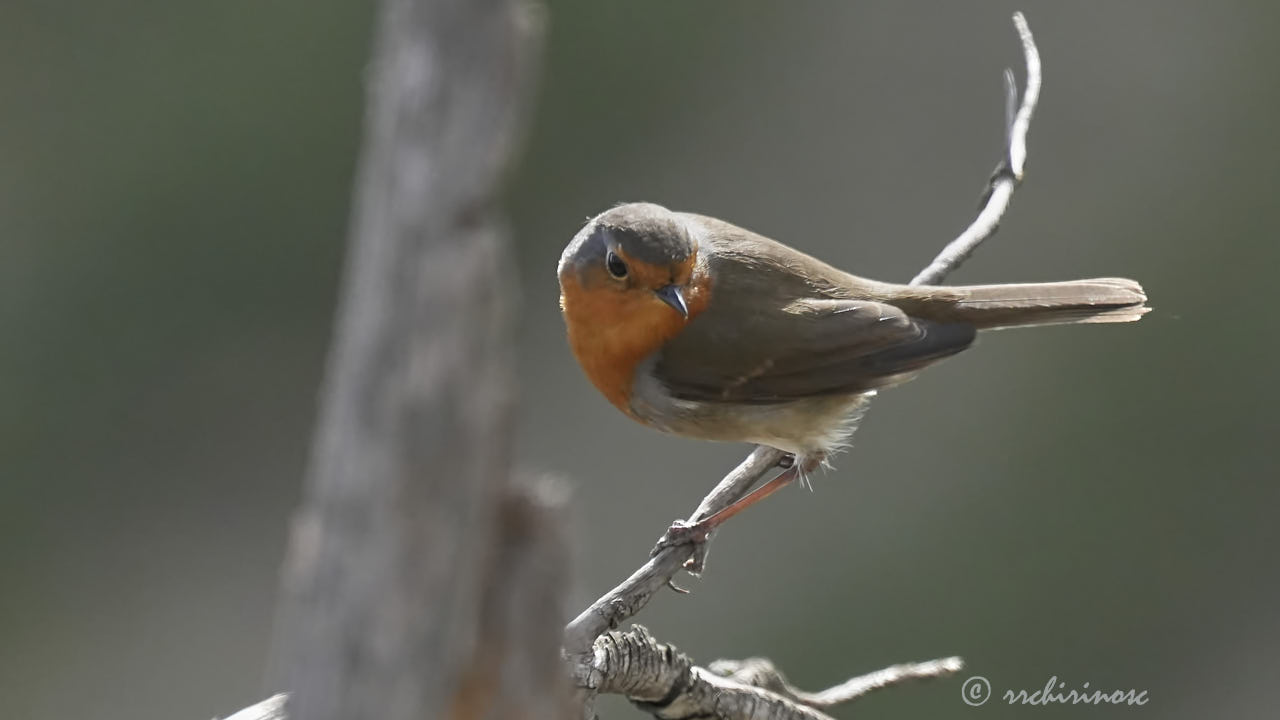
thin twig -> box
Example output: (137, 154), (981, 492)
(562, 446), (784, 656)
(1006, 12), (1041, 181)
(708, 655), (964, 709)
(911, 11), (1041, 286)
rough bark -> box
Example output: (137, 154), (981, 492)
(267, 1), (555, 719)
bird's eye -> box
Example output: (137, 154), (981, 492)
(605, 251), (628, 279)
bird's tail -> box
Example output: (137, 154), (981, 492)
(892, 277), (1149, 330)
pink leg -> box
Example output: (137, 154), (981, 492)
(654, 455), (818, 575)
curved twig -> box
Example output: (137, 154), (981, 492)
(911, 11), (1041, 286)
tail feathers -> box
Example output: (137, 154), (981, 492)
(940, 278), (1149, 330)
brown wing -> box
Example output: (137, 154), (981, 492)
(652, 214), (975, 404)
(654, 296), (974, 403)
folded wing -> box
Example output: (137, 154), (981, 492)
(654, 295), (975, 404)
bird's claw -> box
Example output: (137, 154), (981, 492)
(651, 518), (713, 577)
(651, 519), (709, 553)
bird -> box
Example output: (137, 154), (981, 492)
(557, 202), (1147, 531)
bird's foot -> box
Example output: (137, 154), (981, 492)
(651, 518), (713, 576)
(650, 458), (806, 580)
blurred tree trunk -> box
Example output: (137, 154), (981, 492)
(267, 1), (564, 719)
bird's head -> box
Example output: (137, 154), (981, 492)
(557, 202), (699, 321)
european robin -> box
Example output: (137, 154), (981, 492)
(558, 202), (1147, 529)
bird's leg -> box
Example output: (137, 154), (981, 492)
(653, 454), (814, 574)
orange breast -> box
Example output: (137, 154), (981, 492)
(560, 274), (710, 416)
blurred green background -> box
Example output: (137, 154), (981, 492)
(2, 1), (1276, 718)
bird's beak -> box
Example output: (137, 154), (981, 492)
(655, 284), (688, 318)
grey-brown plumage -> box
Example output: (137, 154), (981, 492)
(559, 203), (1149, 463)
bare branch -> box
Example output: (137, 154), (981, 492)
(562, 446), (785, 656)
(575, 627), (962, 720)
(459, 477), (576, 719)
(579, 627), (831, 720)
(708, 655), (963, 709)
(224, 647), (962, 720)
(1006, 12), (1042, 181)
(219, 695), (288, 720)
(910, 11), (1041, 286)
